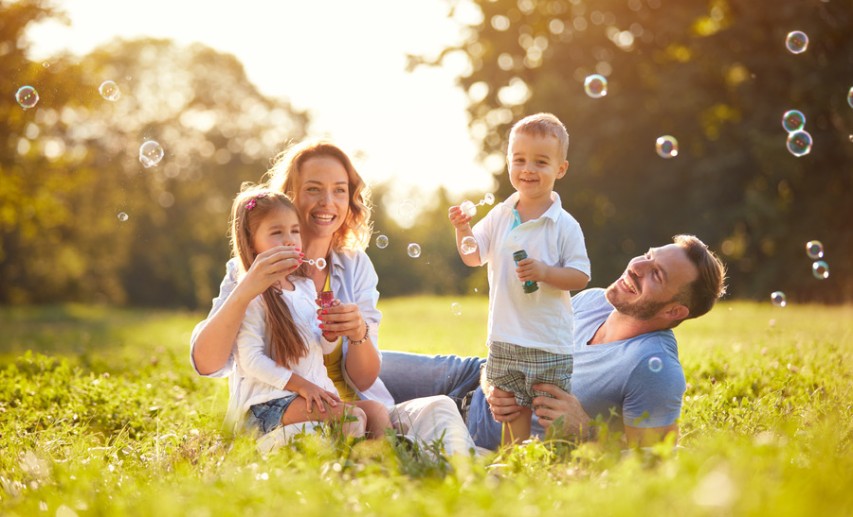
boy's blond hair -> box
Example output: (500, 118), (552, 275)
(508, 112), (569, 159)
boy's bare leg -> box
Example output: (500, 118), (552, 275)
(281, 398), (367, 438)
(503, 406), (532, 446)
(354, 400), (394, 439)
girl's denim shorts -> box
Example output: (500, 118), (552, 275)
(248, 394), (299, 434)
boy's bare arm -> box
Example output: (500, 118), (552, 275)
(448, 205), (481, 267)
(516, 259), (589, 291)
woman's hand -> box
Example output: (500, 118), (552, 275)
(240, 245), (303, 296)
(317, 301), (367, 343)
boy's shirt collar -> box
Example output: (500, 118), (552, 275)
(499, 191), (563, 223)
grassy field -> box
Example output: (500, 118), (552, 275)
(1, 297), (852, 516)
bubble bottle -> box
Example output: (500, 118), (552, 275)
(512, 249), (539, 293)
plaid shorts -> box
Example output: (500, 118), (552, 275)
(485, 341), (573, 408)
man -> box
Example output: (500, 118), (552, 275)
(379, 234), (727, 450)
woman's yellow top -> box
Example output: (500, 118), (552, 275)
(321, 273), (358, 402)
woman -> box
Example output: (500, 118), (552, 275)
(191, 140), (477, 454)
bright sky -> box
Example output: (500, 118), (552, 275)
(26, 0), (497, 218)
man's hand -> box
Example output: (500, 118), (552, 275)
(531, 383), (594, 439)
(485, 385), (524, 423)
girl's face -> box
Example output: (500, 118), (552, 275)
(294, 156), (350, 243)
(251, 206), (302, 256)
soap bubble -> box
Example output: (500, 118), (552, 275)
(450, 302), (462, 316)
(770, 291), (787, 307)
(655, 135), (679, 158)
(15, 86), (39, 109)
(848, 86), (853, 109)
(407, 243), (421, 258)
(785, 30), (809, 54)
(117, 212), (129, 222)
(811, 260), (829, 280)
(805, 240), (823, 259)
(460, 200), (477, 218)
(781, 110), (805, 132)
(584, 74), (608, 98)
(460, 236), (478, 255)
(375, 234), (389, 249)
(139, 140), (164, 168)
(648, 357), (663, 373)
(99, 80), (121, 101)
(786, 130), (812, 157)
(306, 257), (327, 270)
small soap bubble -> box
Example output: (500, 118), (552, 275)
(648, 356), (663, 373)
(786, 130), (812, 157)
(655, 135), (679, 158)
(483, 193), (496, 205)
(450, 302), (462, 316)
(375, 234), (389, 249)
(811, 260), (829, 280)
(584, 74), (608, 98)
(805, 240), (823, 259)
(99, 80), (121, 101)
(848, 86), (853, 109)
(460, 236), (478, 255)
(785, 30), (809, 54)
(139, 140), (164, 168)
(770, 291), (787, 307)
(407, 243), (422, 258)
(117, 212), (129, 222)
(781, 110), (806, 132)
(306, 257), (327, 270)
(15, 86), (39, 109)
(460, 200), (476, 218)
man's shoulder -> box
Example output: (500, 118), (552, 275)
(572, 288), (608, 308)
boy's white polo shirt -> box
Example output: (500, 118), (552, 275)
(471, 191), (590, 354)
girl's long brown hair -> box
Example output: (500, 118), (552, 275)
(229, 186), (308, 368)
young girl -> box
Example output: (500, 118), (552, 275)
(224, 186), (392, 439)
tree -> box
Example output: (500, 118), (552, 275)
(423, 0), (852, 301)
(1, 1), (308, 306)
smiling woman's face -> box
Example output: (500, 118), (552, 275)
(293, 155), (350, 243)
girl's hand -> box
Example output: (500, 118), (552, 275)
(448, 205), (472, 230)
(515, 257), (547, 283)
(296, 383), (341, 414)
(241, 245), (303, 296)
(318, 301), (367, 343)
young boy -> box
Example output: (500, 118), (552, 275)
(448, 113), (591, 445)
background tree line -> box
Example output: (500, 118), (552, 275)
(1, 0), (850, 308)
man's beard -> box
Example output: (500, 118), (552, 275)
(605, 283), (669, 321)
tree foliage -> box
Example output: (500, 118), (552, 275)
(426, 0), (852, 302)
(1, 0), (307, 307)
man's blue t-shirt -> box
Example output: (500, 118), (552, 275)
(467, 288), (686, 449)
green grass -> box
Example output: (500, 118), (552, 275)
(1, 298), (852, 516)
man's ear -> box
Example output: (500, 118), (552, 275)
(663, 302), (689, 323)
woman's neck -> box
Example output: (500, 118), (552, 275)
(303, 235), (334, 292)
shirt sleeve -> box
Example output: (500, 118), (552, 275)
(189, 259), (238, 377)
(348, 252), (382, 352)
(471, 205), (498, 265)
(621, 343), (686, 428)
(558, 216), (591, 279)
(235, 297), (294, 390)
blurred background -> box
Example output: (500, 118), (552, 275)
(1, 0), (851, 308)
